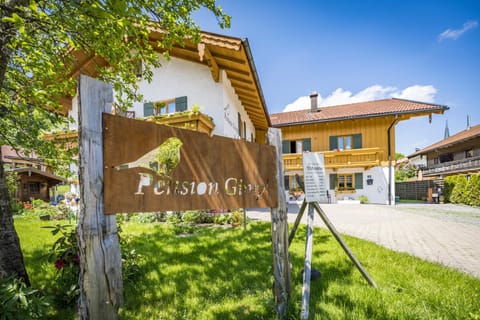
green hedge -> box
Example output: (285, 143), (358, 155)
(444, 173), (480, 206)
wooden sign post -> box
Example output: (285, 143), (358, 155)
(268, 128), (292, 319)
(290, 153), (377, 320)
(77, 75), (289, 319)
(77, 75), (123, 320)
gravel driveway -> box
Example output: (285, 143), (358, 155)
(247, 203), (480, 278)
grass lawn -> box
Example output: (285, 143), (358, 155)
(15, 216), (480, 319)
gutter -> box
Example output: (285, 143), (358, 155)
(387, 115), (399, 205)
(272, 106), (448, 128)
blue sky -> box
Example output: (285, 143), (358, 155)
(194, 1), (480, 155)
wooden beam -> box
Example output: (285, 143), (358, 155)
(77, 75), (123, 319)
(268, 128), (292, 319)
(202, 44), (220, 82)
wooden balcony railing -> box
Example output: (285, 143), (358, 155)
(422, 156), (480, 176)
(145, 111), (215, 136)
(283, 147), (383, 172)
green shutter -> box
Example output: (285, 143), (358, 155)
(238, 112), (242, 137)
(282, 141), (290, 154)
(329, 136), (337, 150)
(353, 134), (362, 149)
(143, 102), (154, 117)
(284, 176), (290, 190)
(303, 138), (311, 152)
(175, 96), (188, 112)
(355, 172), (363, 189)
(329, 174), (337, 189)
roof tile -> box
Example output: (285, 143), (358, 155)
(270, 98), (448, 126)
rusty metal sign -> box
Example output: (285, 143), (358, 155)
(103, 113), (278, 214)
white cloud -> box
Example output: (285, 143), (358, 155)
(282, 85), (437, 112)
(439, 20), (478, 41)
(391, 85), (436, 103)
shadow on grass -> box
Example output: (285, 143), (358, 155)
(119, 222), (354, 319)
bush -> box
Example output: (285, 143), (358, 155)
(182, 210), (213, 224)
(358, 195), (369, 204)
(0, 276), (49, 320)
(444, 174), (480, 206)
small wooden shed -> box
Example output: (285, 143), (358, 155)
(12, 167), (66, 202)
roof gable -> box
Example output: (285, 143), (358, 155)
(66, 30), (270, 130)
(270, 98), (448, 127)
(409, 124), (480, 157)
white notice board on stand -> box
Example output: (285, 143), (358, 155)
(302, 153), (328, 203)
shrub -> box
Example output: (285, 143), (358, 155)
(465, 174), (480, 207)
(358, 195), (369, 204)
(0, 276), (49, 320)
(230, 209), (243, 225)
(182, 210), (213, 224)
(450, 175), (468, 204)
(444, 174), (480, 206)
(44, 224), (80, 307)
(443, 176), (456, 203)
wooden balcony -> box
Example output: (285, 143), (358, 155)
(43, 111), (216, 149)
(283, 148), (383, 172)
(421, 156), (480, 177)
(144, 111), (215, 136)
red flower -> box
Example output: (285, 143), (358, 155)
(73, 254), (80, 264)
(55, 259), (66, 269)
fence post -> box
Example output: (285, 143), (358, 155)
(268, 128), (292, 319)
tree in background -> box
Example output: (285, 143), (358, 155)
(0, 0), (229, 318)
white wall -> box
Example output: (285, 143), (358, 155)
(326, 166), (394, 205)
(132, 55), (255, 141)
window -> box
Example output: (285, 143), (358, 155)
(282, 138), (311, 154)
(465, 148), (474, 158)
(338, 174), (353, 190)
(28, 183), (40, 194)
(439, 153), (454, 163)
(143, 96), (187, 117)
(154, 99), (177, 115)
(330, 172), (363, 191)
(329, 134), (362, 150)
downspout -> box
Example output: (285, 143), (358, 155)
(387, 115), (399, 205)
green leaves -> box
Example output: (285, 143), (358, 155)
(1, 0), (229, 169)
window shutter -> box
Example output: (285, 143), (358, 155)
(329, 136), (338, 150)
(329, 174), (337, 189)
(284, 176), (290, 190)
(355, 172), (363, 189)
(175, 96), (188, 112)
(143, 102), (154, 117)
(282, 141), (290, 154)
(237, 112), (242, 137)
(303, 138), (311, 152)
(353, 134), (362, 149)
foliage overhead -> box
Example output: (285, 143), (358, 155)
(0, 0), (230, 167)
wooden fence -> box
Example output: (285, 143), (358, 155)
(395, 180), (436, 201)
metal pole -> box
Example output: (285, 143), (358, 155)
(288, 200), (307, 246)
(311, 202), (377, 288)
(301, 203), (315, 320)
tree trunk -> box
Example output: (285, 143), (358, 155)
(76, 75), (123, 320)
(0, 149), (30, 285)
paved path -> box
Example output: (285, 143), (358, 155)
(247, 203), (480, 278)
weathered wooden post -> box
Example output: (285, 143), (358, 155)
(77, 74), (123, 320)
(268, 128), (292, 319)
